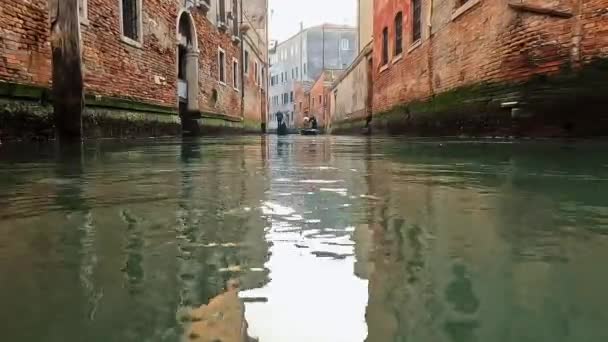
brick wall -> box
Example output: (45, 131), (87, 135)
(243, 40), (267, 124)
(82, 0), (179, 107)
(373, 0), (608, 114)
(308, 74), (327, 127)
(293, 81), (308, 127)
(0, 0), (52, 87)
(0, 0), (247, 119)
(192, 12), (242, 118)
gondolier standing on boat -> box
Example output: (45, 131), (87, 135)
(276, 111), (288, 135)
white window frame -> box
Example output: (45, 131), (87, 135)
(118, 0), (143, 48)
(232, 58), (239, 91)
(341, 38), (349, 50)
(218, 47), (227, 85)
(79, 0), (89, 26)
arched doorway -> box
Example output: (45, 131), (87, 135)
(177, 11), (199, 119)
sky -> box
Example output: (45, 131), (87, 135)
(269, 0), (357, 42)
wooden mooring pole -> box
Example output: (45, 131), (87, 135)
(50, 0), (84, 142)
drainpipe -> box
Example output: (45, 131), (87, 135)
(239, 0), (245, 119)
(426, 0), (435, 97)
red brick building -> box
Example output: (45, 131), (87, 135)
(0, 0), (267, 139)
(308, 70), (342, 129)
(371, 0), (608, 136)
(293, 81), (312, 128)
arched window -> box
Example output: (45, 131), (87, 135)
(394, 12), (403, 55)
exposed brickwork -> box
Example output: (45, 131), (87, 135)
(0, 0), (252, 124)
(243, 41), (267, 125)
(308, 73), (330, 128)
(82, 0), (179, 107)
(191, 12), (241, 118)
(0, 0), (52, 87)
(373, 0), (608, 115)
(293, 81), (309, 127)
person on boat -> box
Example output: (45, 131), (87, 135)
(276, 112), (288, 135)
(302, 116), (310, 129)
(310, 116), (318, 130)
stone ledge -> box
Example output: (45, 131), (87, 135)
(199, 111), (243, 122)
(508, 1), (573, 18)
(452, 0), (482, 21)
(0, 82), (178, 116)
(85, 95), (178, 116)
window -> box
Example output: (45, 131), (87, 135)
(413, 0), (422, 42)
(303, 63), (307, 75)
(312, 97), (315, 106)
(395, 12), (403, 55)
(318, 95), (322, 105)
(244, 50), (249, 74)
(254, 61), (259, 85)
(261, 67), (265, 88)
(381, 27), (389, 65)
(281, 73), (284, 83)
(296, 67), (299, 79)
(121, 0), (141, 43)
(290, 91), (294, 103)
(299, 102), (302, 111)
(232, 59), (239, 90)
(218, 48), (226, 83)
(218, 0), (227, 23)
(341, 38), (349, 50)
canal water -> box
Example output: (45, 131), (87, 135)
(1, 136), (608, 342)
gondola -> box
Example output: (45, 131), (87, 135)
(300, 128), (319, 136)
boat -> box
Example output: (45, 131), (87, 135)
(300, 129), (319, 136)
(277, 122), (289, 135)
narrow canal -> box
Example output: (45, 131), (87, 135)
(1, 136), (608, 342)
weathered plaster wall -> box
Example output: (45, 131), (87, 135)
(242, 0), (268, 129)
(330, 52), (371, 125)
(358, 0), (375, 50)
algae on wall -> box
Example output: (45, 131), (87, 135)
(340, 59), (608, 137)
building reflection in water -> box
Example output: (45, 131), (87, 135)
(362, 141), (608, 342)
(1, 139), (608, 342)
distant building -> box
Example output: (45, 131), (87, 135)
(268, 24), (357, 131)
